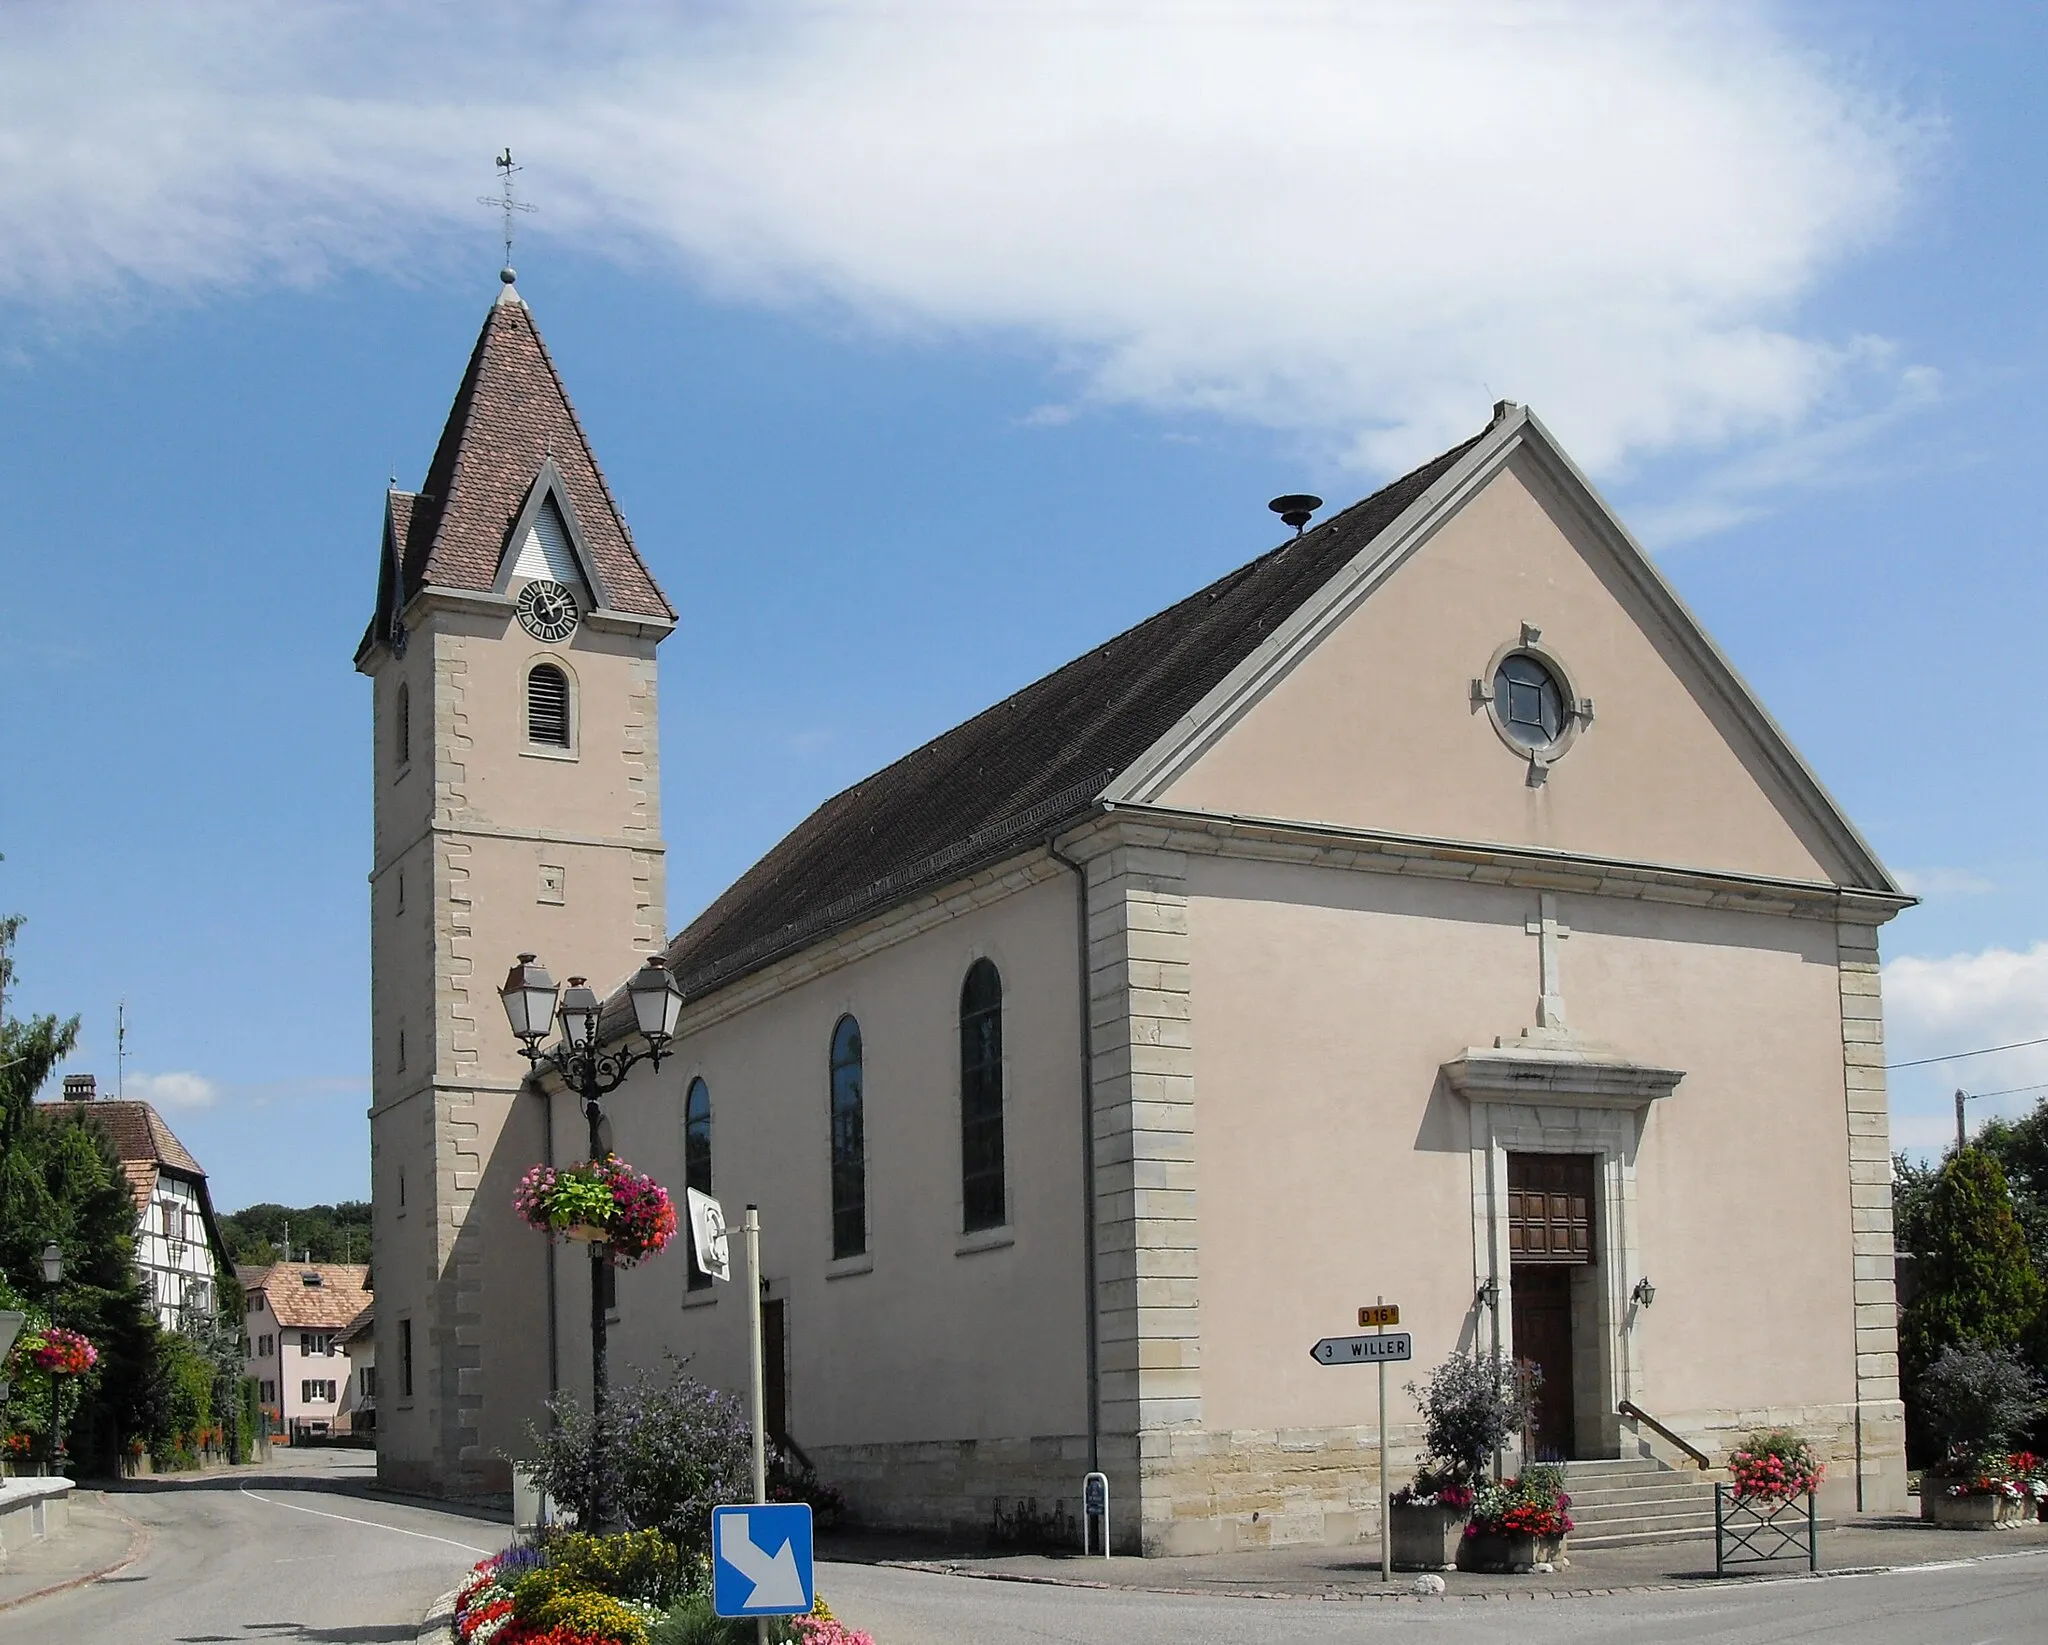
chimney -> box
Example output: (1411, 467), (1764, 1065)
(62, 1074), (96, 1103)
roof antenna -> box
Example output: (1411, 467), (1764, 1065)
(1268, 494), (1322, 535)
(116, 999), (128, 1098)
(480, 148), (536, 289)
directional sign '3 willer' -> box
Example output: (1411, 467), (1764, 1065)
(1309, 1331), (1414, 1365)
(711, 1503), (815, 1617)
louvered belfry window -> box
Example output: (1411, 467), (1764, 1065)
(527, 664), (571, 747)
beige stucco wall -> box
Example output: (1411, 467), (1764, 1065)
(1191, 856), (1857, 1438)
(1159, 450), (1852, 886)
(367, 588), (665, 1496)
(582, 868), (1091, 1535)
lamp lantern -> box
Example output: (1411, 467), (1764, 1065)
(627, 955), (684, 1044)
(40, 1242), (62, 1286)
(558, 979), (601, 1049)
(1631, 1276), (1657, 1309)
(500, 954), (560, 1046)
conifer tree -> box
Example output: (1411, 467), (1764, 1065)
(1900, 1148), (2043, 1392)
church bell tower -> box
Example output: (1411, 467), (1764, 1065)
(354, 273), (674, 1495)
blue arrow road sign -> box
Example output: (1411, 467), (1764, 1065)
(711, 1503), (815, 1618)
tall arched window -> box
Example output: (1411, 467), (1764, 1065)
(959, 959), (1006, 1232)
(394, 681), (411, 767)
(527, 663), (571, 748)
(684, 1077), (713, 1292)
(829, 1016), (866, 1260)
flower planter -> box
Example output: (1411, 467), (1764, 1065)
(1927, 1492), (2028, 1529)
(1457, 1530), (1564, 1572)
(1391, 1502), (1468, 1570)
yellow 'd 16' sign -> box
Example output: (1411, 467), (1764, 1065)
(1357, 1304), (1400, 1328)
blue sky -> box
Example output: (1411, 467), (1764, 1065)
(1, 1), (2044, 1210)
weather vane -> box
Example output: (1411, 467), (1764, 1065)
(479, 148), (537, 282)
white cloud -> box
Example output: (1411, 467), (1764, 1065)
(0, 1), (1930, 476)
(1894, 866), (1998, 900)
(1884, 943), (2048, 1153)
(124, 1070), (219, 1110)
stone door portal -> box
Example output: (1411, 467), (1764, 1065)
(1507, 1152), (1597, 1460)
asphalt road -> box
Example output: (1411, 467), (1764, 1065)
(0, 1449), (496, 1645)
(11, 1452), (2043, 1645)
(814, 1546), (2048, 1644)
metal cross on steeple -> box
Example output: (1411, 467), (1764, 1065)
(479, 148), (537, 282)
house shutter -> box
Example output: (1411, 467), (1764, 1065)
(1506, 1153), (1596, 1264)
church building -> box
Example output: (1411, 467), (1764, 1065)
(359, 277), (1909, 1552)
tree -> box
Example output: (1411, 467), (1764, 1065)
(217, 1201), (372, 1267)
(0, 914), (159, 1469)
(1976, 1101), (2048, 1276)
(1899, 1147), (2044, 1460)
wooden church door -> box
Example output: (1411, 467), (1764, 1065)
(1507, 1153), (1597, 1460)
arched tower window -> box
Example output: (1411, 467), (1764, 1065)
(684, 1077), (713, 1292)
(829, 1016), (866, 1260)
(394, 682), (411, 767)
(959, 959), (1006, 1232)
(527, 663), (571, 748)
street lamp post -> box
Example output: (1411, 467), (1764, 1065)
(39, 1242), (63, 1476)
(500, 952), (684, 1529)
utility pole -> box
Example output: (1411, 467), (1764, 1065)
(1956, 1089), (1968, 1154)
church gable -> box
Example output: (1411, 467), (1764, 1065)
(1133, 414), (1894, 890)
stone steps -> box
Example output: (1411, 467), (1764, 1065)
(1561, 1457), (1720, 1549)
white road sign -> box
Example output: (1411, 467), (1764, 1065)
(1310, 1331), (1413, 1365)
(686, 1187), (731, 1283)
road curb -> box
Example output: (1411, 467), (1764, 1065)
(416, 1584), (460, 1644)
(0, 1490), (152, 1615)
(869, 1542), (2048, 1604)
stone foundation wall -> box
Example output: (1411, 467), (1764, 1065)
(808, 1434), (1099, 1544)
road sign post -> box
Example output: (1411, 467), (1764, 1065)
(1375, 1299), (1389, 1585)
(1310, 1307), (1410, 1584)
(743, 1206), (767, 1642)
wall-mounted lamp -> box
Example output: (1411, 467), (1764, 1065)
(1631, 1276), (1657, 1309)
(1475, 1276), (1500, 1312)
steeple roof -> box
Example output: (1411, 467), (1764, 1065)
(361, 288), (673, 657)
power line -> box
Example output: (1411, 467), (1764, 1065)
(1963, 1080), (2048, 1103)
(1886, 1034), (2048, 1071)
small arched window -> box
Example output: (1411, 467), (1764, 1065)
(394, 682), (411, 767)
(959, 959), (1006, 1232)
(829, 1016), (866, 1260)
(684, 1078), (713, 1292)
(527, 664), (571, 748)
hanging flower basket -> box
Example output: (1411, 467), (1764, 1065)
(515, 1156), (678, 1268)
(19, 1327), (98, 1377)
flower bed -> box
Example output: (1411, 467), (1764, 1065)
(515, 1157), (678, 1268)
(1727, 1430), (1825, 1503)
(1458, 1464), (1573, 1571)
(451, 1532), (875, 1645)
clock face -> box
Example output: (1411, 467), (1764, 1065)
(516, 579), (580, 642)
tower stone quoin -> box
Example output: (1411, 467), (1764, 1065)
(354, 277), (674, 1495)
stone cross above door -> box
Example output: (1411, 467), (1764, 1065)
(1526, 893), (1570, 1031)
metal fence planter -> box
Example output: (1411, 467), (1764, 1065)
(1714, 1485), (1818, 1575)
